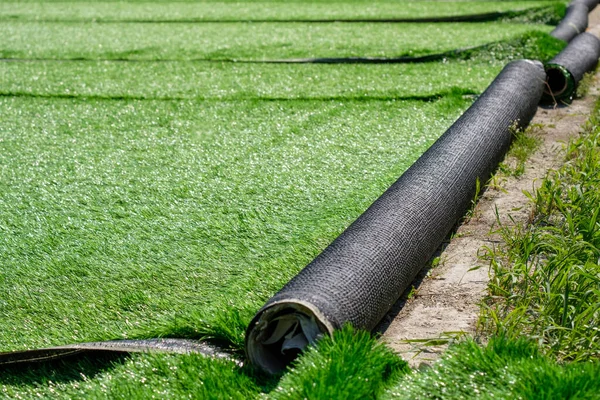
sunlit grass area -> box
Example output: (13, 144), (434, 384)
(481, 102), (600, 363)
(385, 336), (600, 399)
(0, 95), (472, 353)
(0, 21), (554, 60)
(0, 1), (561, 22)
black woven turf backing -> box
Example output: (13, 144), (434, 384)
(544, 32), (600, 101)
(550, 2), (589, 42)
(246, 60), (545, 373)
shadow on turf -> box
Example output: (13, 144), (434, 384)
(0, 351), (128, 386)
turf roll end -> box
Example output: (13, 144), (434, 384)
(543, 63), (575, 100)
(246, 300), (334, 374)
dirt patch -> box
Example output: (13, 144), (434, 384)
(379, 9), (600, 367)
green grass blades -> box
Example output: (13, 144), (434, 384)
(0, 21), (552, 60)
(460, 30), (565, 64)
(384, 336), (600, 400)
(0, 61), (500, 100)
(481, 105), (600, 362)
(0, 96), (470, 352)
(0, 327), (406, 399)
(499, 124), (543, 177)
(271, 325), (409, 400)
(0, 1), (561, 23)
(0, 31), (565, 102)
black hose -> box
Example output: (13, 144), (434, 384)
(245, 60), (546, 374)
(550, 2), (589, 42)
(543, 32), (600, 102)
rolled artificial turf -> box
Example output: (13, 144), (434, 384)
(0, 0), (574, 396)
(246, 60), (545, 373)
(543, 32), (600, 102)
(550, 1), (588, 42)
(571, 0), (598, 11)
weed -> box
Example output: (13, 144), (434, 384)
(499, 123), (543, 177)
(576, 71), (597, 99)
(385, 335), (600, 399)
(464, 177), (482, 223)
(406, 286), (418, 300)
(479, 102), (600, 362)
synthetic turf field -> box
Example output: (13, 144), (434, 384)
(0, 0), (569, 398)
(0, 1), (560, 22)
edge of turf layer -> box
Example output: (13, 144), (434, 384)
(0, 30), (565, 64)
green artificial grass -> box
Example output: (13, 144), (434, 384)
(384, 336), (600, 399)
(0, 30), (565, 101)
(0, 95), (471, 353)
(0, 1), (561, 23)
(271, 326), (409, 399)
(481, 104), (600, 362)
(0, 21), (553, 60)
(0, 61), (500, 100)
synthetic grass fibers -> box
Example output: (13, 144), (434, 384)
(0, 1), (562, 23)
(0, 21), (553, 60)
(0, 96), (470, 352)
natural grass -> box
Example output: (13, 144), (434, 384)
(0, 1), (560, 23)
(0, 21), (553, 60)
(499, 124), (543, 177)
(480, 103), (600, 362)
(384, 336), (600, 399)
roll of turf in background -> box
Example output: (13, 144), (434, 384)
(570, 0), (598, 12)
(544, 32), (600, 102)
(550, 2), (589, 42)
(245, 60), (546, 374)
